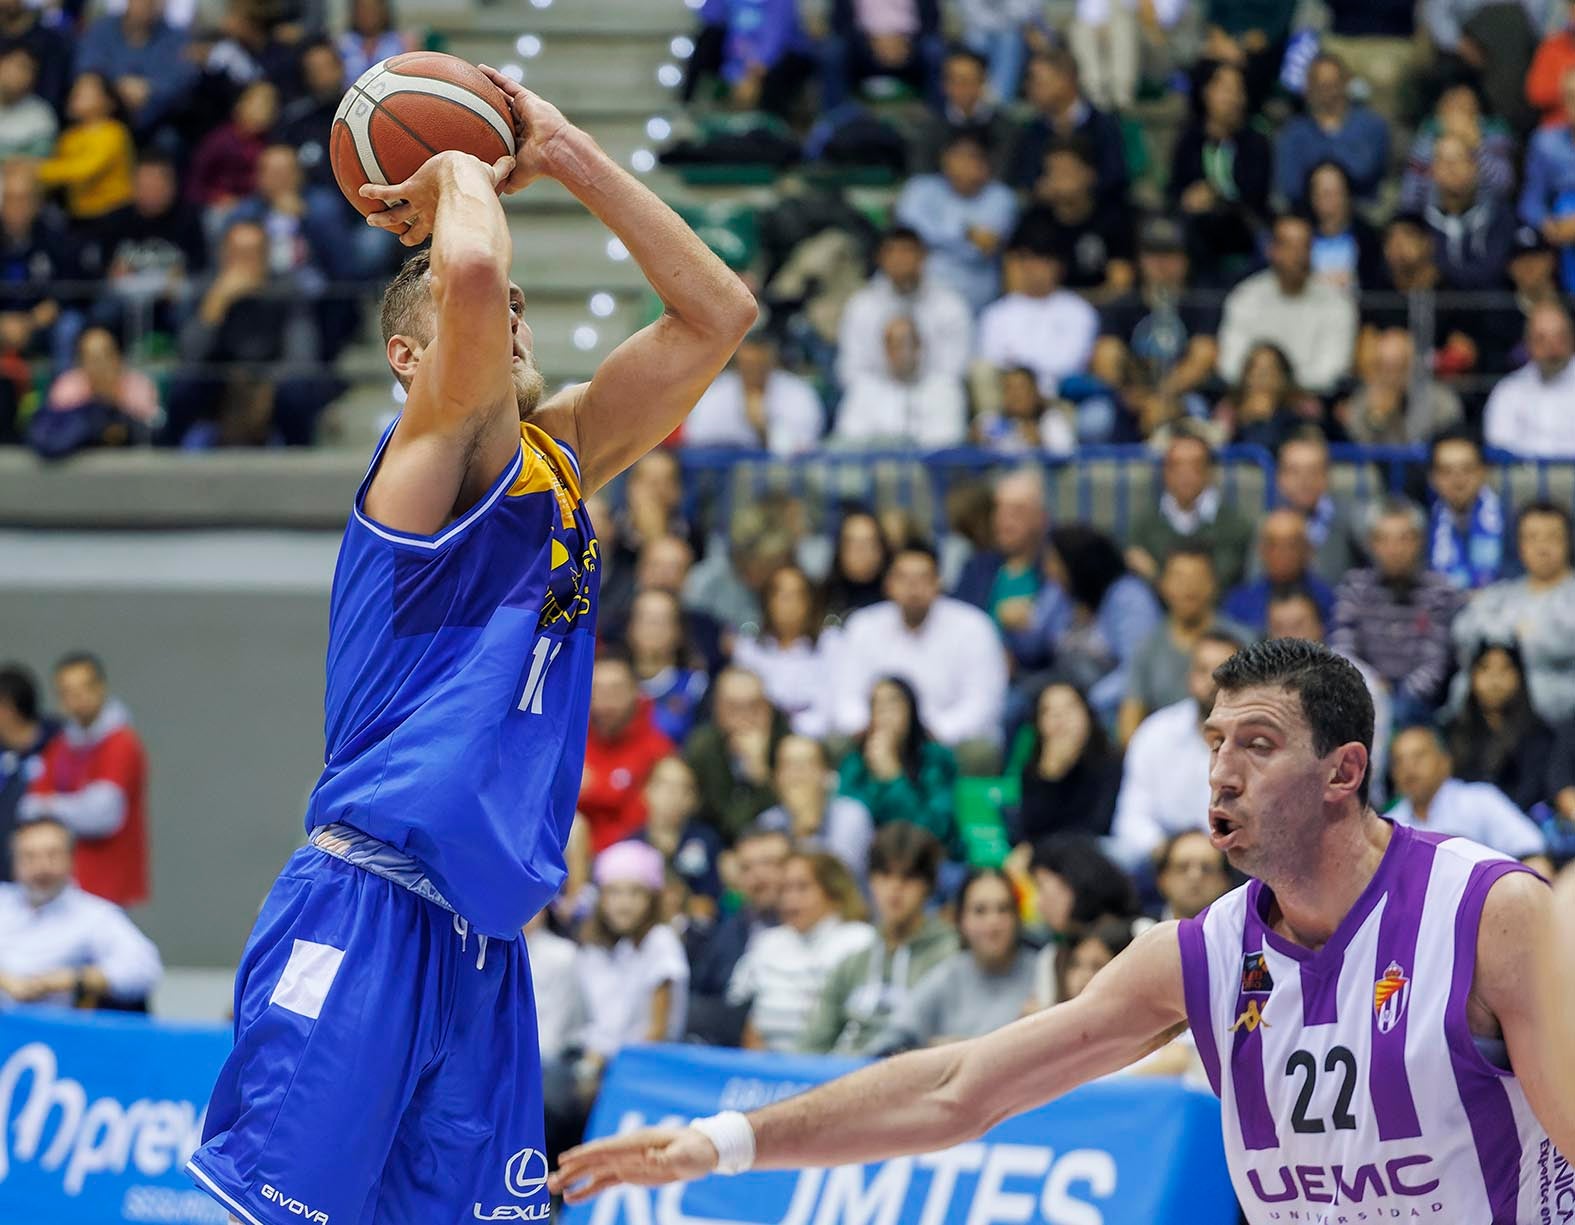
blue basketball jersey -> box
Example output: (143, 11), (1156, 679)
(305, 420), (600, 938)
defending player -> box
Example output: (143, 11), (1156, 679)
(556, 638), (1575, 1223)
(185, 72), (756, 1225)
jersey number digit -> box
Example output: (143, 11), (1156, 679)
(1287, 1046), (1359, 1134)
(518, 638), (563, 714)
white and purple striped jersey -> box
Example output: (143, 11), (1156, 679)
(1178, 823), (1571, 1224)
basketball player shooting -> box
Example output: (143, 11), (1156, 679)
(183, 70), (756, 1225)
(556, 639), (1575, 1223)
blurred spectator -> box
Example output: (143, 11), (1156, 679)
(1401, 80), (1517, 213)
(756, 735), (874, 879)
(1483, 303), (1575, 453)
(578, 646), (676, 853)
(1070, 0), (1185, 113)
(1387, 726), (1544, 857)
(613, 450), (691, 573)
(1026, 833), (1137, 1004)
(732, 566), (834, 737)
(75, 0), (196, 137)
(830, 542), (1009, 754)
(1108, 631), (1240, 868)
(525, 908), (586, 1160)
(1274, 54), (1389, 206)
(1008, 50), (1128, 204)
(837, 677), (960, 851)
(278, 41), (344, 192)
(686, 823), (789, 1044)
(1528, 1), (1575, 128)
(1169, 60), (1270, 287)
(92, 152), (206, 340)
(605, 534), (724, 676)
(1320, 0), (1424, 124)
(1211, 341), (1324, 450)
(1427, 429), (1511, 590)
(973, 364), (1076, 453)
(836, 226), (972, 389)
(0, 0), (71, 117)
(35, 72), (134, 236)
(1093, 216), (1221, 431)
(186, 79), (278, 213)
(19, 654), (147, 908)
(1330, 497), (1462, 722)
(911, 46), (1018, 175)
(1453, 500), (1575, 723)
(685, 333), (823, 454)
(0, 161), (75, 371)
(1217, 213), (1358, 395)
(1424, 0), (1544, 133)
(626, 589), (709, 744)
(228, 144), (329, 283)
(822, 508), (892, 624)
(1125, 430), (1254, 586)
(1424, 132), (1517, 291)
(1360, 213), (1455, 362)
(1545, 716), (1575, 825)
(957, 0), (1037, 104)
(634, 756), (723, 914)
(1055, 913), (1133, 1000)
(336, 0), (418, 82)
(163, 218), (326, 448)
(1202, 0), (1294, 112)
(1015, 680), (1123, 842)
(867, 867), (1035, 1051)
(832, 315), (967, 446)
(1305, 161), (1386, 293)
(952, 466), (1046, 638)
(682, 0), (814, 118)
(0, 817), (161, 1008)
(31, 326), (159, 458)
(0, 46), (56, 158)
(800, 822), (955, 1053)
(1274, 433), (1357, 582)
(684, 500), (796, 632)
(729, 850), (873, 1050)
(1520, 69), (1575, 286)
(1221, 509), (1335, 634)
(1446, 641), (1557, 811)
(576, 842), (690, 1076)
(0, 665), (55, 882)
(1337, 329), (1465, 444)
(1018, 138), (1136, 304)
(1013, 523), (1163, 719)
(820, 0), (944, 110)
(977, 233), (1099, 397)
(1152, 828), (1229, 921)
(893, 133), (1017, 315)
(684, 666), (787, 842)
(1120, 545), (1249, 742)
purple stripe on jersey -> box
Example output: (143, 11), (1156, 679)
(1233, 907), (1279, 1151)
(1369, 834), (1438, 1142)
(1177, 913), (1222, 1098)
(1448, 858), (1535, 1223)
(1299, 963), (1340, 1026)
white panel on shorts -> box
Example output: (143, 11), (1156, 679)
(269, 939), (345, 1020)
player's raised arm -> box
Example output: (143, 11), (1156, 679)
(551, 921), (1188, 1201)
(480, 70), (758, 497)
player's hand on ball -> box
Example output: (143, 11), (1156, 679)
(360, 149), (516, 246)
(550, 1126), (719, 1203)
(477, 65), (575, 193)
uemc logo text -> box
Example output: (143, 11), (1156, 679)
(1247, 1155), (1440, 1203)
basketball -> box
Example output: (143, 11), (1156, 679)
(331, 52), (516, 217)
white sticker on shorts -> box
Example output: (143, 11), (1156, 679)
(269, 939), (345, 1020)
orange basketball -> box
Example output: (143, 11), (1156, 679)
(331, 52), (516, 217)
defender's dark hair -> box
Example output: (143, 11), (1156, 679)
(54, 651), (105, 681)
(1212, 638), (1375, 804)
(0, 664), (39, 722)
(867, 821), (943, 889)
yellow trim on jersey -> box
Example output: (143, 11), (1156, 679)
(507, 423), (584, 526)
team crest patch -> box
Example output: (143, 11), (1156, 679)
(1241, 951), (1274, 995)
(1374, 961), (1410, 1033)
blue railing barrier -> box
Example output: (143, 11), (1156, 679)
(563, 1044), (1236, 1225)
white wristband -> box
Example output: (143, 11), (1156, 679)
(689, 1110), (757, 1175)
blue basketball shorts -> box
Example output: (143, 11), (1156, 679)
(187, 844), (552, 1225)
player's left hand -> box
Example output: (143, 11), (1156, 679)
(550, 1125), (718, 1203)
(476, 66), (575, 194)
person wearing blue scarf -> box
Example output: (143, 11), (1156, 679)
(1427, 430), (1511, 591)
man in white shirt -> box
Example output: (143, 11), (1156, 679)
(0, 817), (162, 1008)
(1107, 631), (1241, 869)
(1483, 303), (1575, 458)
(1387, 726), (1545, 858)
(976, 232), (1099, 396)
(832, 316), (967, 448)
(837, 226), (973, 389)
(830, 542), (1009, 752)
(1216, 213), (1358, 395)
(684, 333), (825, 454)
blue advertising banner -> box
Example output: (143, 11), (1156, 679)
(563, 1044), (1237, 1225)
(0, 1008), (231, 1225)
